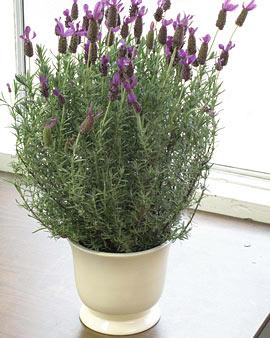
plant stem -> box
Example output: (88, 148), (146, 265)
(208, 28), (219, 56)
(229, 25), (238, 42)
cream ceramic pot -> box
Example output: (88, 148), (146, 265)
(69, 240), (170, 335)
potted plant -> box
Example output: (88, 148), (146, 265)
(1, 0), (256, 335)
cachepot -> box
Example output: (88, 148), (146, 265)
(69, 240), (171, 335)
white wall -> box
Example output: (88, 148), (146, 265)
(1, 0), (269, 173)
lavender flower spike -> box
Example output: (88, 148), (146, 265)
(217, 0), (238, 30)
(55, 19), (75, 37)
(222, 0), (239, 11)
(178, 50), (196, 82)
(39, 75), (49, 98)
(197, 34), (211, 65)
(218, 41), (235, 66)
(20, 26), (36, 57)
(158, 19), (173, 45)
(236, 0), (256, 26)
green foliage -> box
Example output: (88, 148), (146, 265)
(2, 37), (220, 253)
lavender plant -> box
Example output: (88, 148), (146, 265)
(1, 0), (256, 253)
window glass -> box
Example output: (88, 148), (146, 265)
(0, 2), (16, 154)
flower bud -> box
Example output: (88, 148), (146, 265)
(82, 16), (90, 31)
(235, 9), (248, 26)
(71, 1), (79, 20)
(89, 43), (98, 64)
(118, 45), (127, 58)
(87, 19), (99, 43)
(154, 7), (163, 22)
(107, 5), (118, 28)
(24, 41), (34, 58)
(216, 9), (227, 30)
(188, 35), (196, 55)
(65, 15), (72, 28)
(134, 16), (143, 40)
(197, 42), (208, 65)
(58, 36), (67, 54)
(126, 63), (134, 77)
(182, 64), (191, 82)
(220, 51), (229, 66)
(158, 25), (167, 45)
(146, 30), (155, 50)
(69, 35), (79, 53)
(173, 26), (184, 49)
(130, 4), (138, 17)
(121, 23), (129, 39)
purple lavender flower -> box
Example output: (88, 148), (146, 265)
(128, 91), (137, 104)
(130, 0), (142, 17)
(127, 91), (142, 113)
(197, 34), (211, 65)
(45, 117), (58, 129)
(20, 26), (36, 43)
(178, 50), (196, 65)
(173, 13), (193, 30)
(218, 41), (235, 66)
(134, 6), (148, 42)
(6, 83), (12, 93)
(243, 0), (257, 10)
(53, 88), (65, 106)
(39, 75), (49, 98)
(89, 1), (105, 21)
(117, 57), (131, 70)
(236, 0), (256, 26)
(201, 34), (211, 44)
(71, 0), (79, 21)
(165, 36), (174, 62)
(158, 19), (173, 45)
(138, 6), (148, 17)
(100, 55), (110, 76)
(55, 19), (75, 37)
(63, 9), (72, 28)
(187, 27), (198, 57)
(121, 16), (136, 39)
(179, 50), (196, 82)
(127, 46), (137, 59)
(217, 0), (238, 30)
(20, 26), (36, 57)
(188, 27), (198, 36)
(219, 41), (235, 52)
(123, 75), (138, 91)
(222, 0), (239, 11)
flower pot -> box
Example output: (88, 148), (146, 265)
(69, 240), (170, 335)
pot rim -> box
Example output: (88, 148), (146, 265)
(69, 240), (170, 258)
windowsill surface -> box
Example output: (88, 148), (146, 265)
(0, 177), (269, 338)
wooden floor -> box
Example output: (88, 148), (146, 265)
(0, 173), (269, 338)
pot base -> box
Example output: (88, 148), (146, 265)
(80, 303), (161, 336)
